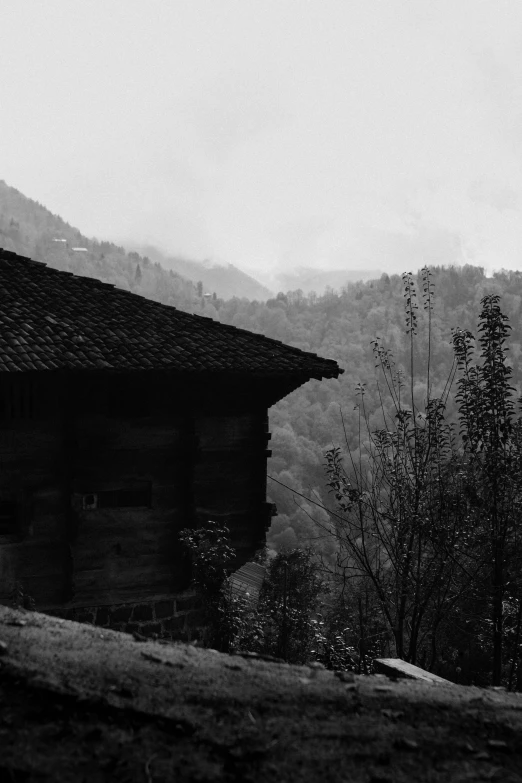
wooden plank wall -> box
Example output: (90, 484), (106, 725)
(0, 373), (276, 611)
(0, 418), (67, 606)
(71, 412), (190, 607)
(193, 411), (273, 564)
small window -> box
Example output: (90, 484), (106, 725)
(0, 499), (17, 536)
(81, 485), (151, 510)
(82, 494), (98, 510)
(97, 488), (151, 508)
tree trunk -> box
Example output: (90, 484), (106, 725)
(492, 537), (504, 686)
(508, 597), (522, 691)
(395, 621), (404, 660)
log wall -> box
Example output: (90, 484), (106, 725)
(0, 417), (68, 606)
(0, 371), (278, 615)
(193, 411), (274, 565)
(70, 412), (190, 606)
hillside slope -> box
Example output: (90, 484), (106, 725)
(130, 243), (274, 301)
(0, 180), (271, 308)
(269, 265), (382, 295)
(2, 606), (522, 782)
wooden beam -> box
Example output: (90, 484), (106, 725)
(373, 658), (453, 684)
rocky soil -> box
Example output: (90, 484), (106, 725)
(1, 605), (522, 782)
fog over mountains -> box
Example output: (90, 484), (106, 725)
(123, 242), (275, 301)
(5, 3), (522, 286)
(0, 180), (272, 302)
(0, 179), (383, 299)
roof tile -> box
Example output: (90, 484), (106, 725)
(0, 249), (343, 380)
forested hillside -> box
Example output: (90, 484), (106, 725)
(214, 267), (522, 556)
(128, 242), (273, 301)
(270, 265), (382, 295)
(0, 180), (202, 310)
(3, 179), (522, 560)
(0, 180), (271, 306)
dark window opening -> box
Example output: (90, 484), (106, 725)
(0, 499), (17, 535)
(106, 386), (150, 418)
(98, 488), (151, 508)
(83, 494), (97, 510)
(81, 486), (151, 510)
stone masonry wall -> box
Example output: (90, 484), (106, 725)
(57, 592), (205, 641)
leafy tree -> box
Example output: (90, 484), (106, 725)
(180, 524), (350, 667)
(178, 521), (249, 652)
(319, 279), (522, 686)
(254, 548), (326, 664)
(322, 270), (484, 670)
(452, 296), (522, 685)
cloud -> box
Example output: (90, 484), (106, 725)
(183, 69), (292, 163)
(468, 180), (520, 213)
(270, 217), (332, 269)
(362, 224), (466, 271)
(4, 0), (522, 276)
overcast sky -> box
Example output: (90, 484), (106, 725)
(2, 0), (522, 277)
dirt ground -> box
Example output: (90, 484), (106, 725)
(1, 606), (522, 782)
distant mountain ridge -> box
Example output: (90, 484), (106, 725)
(266, 266), (383, 295)
(0, 180), (272, 306)
(126, 243), (273, 301)
(0, 179), (380, 304)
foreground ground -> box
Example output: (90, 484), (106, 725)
(1, 606), (522, 782)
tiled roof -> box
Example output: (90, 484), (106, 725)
(0, 249), (343, 379)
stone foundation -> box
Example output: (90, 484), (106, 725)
(53, 592), (205, 641)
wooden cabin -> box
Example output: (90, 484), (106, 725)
(0, 249), (342, 637)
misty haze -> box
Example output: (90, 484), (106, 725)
(2, 2), (522, 781)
